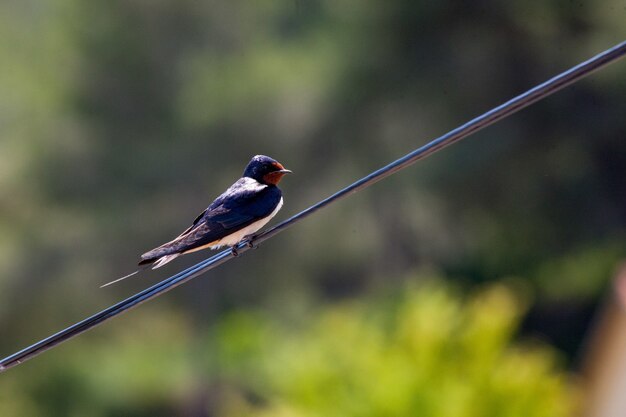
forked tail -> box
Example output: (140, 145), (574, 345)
(100, 269), (141, 288)
(100, 253), (181, 288)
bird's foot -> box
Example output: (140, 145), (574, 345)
(245, 235), (258, 250)
(231, 246), (239, 257)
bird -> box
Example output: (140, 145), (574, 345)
(101, 155), (291, 287)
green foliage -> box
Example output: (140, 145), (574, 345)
(0, 281), (579, 416)
(531, 240), (626, 300)
(0, 0), (623, 414)
(215, 282), (578, 417)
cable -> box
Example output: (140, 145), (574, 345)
(1, 39), (625, 373)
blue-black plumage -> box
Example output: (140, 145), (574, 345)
(101, 155), (290, 287)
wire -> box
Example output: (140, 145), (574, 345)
(2, 39), (625, 373)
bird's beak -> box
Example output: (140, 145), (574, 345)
(278, 169), (292, 174)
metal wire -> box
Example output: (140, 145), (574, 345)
(2, 39), (625, 373)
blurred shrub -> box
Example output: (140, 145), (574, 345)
(213, 280), (579, 417)
(531, 240), (625, 301)
(0, 279), (580, 416)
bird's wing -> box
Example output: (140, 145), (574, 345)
(139, 179), (281, 263)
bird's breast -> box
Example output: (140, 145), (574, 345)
(210, 197), (283, 248)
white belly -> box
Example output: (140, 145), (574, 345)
(211, 197), (283, 248)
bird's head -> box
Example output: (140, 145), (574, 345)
(243, 155), (292, 185)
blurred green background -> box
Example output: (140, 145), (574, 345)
(1, 0), (625, 416)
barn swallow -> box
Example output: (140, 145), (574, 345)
(101, 155), (291, 287)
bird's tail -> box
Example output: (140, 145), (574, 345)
(101, 253), (181, 288)
(147, 253), (181, 269)
(100, 269), (142, 288)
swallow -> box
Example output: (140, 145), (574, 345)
(101, 155), (291, 287)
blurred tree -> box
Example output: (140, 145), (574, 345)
(213, 281), (579, 417)
(0, 0), (624, 412)
(0, 280), (580, 417)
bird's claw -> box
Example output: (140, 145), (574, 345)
(246, 235), (258, 250)
(232, 237), (258, 257)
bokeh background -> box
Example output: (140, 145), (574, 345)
(1, 1), (625, 416)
